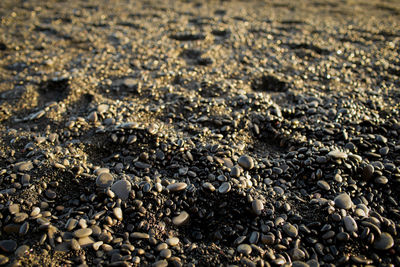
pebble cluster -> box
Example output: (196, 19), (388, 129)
(0, 0), (399, 266)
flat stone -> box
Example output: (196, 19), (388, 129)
(218, 182), (231, 193)
(94, 168), (110, 175)
(283, 223), (298, 238)
(252, 199), (264, 216)
(14, 161), (33, 172)
(131, 232), (150, 239)
(0, 240), (17, 253)
(111, 179), (131, 200)
(238, 155), (254, 170)
(334, 193), (352, 210)
(96, 172), (114, 188)
(172, 211), (189, 226)
(328, 150), (348, 159)
(166, 237), (179, 246)
(74, 228), (92, 238)
(152, 260), (168, 267)
(78, 236), (94, 248)
(167, 182), (187, 192)
(8, 204), (20, 214)
(237, 244), (252, 256)
(70, 239), (81, 251)
(343, 216), (358, 233)
(373, 232), (394, 250)
(65, 218), (78, 231)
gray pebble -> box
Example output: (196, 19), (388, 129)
(283, 223), (298, 238)
(167, 182), (187, 192)
(238, 155), (254, 170)
(0, 240), (17, 253)
(111, 180), (131, 200)
(373, 232), (394, 250)
(343, 216), (357, 233)
(334, 193), (352, 210)
(251, 199), (264, 216)
(237, 244), (252, 256)
(96, 173), (114, 188)
(317, 180), (330, 190)
(172, 211), (189, 226)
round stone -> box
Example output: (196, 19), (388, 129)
(152, 260), (168, 267)
(167, 182), (187, 192)
(159, 249), (172, 259)
(166, 237), (179, 246)
(74, 228), (92, 238)
(70, 239), (81, 251)
(237, 244), (252, 256)
(45, 189), (57, 199)
(96, 173), (114, 188)
(362, 165), (374, 180)
(334, 193), (352, 210)
(0, 240), (17, 253)
(238, 155), (254, 170)
(218, 182), (231, 194)
(343, 216), (358, 233)
(172, 211), (189, 226)
(373, 232), (394, 250)
(328, 150), (348, 159)
(252, 199), (264, 216)
(283, 223), (298, 238)
(317, 180), (330, 190)
(111, 179), (131, 200)
(131, 232), (149, 239)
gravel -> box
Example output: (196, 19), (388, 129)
(0, 0), (399, 266)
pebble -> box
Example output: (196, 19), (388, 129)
(166, 237), (179, 246)
(152, 260), (168, 267)
(113, 207), (123, 221)
(159, 249), (172, 259)
(283, 223), (298, 238)
(14, 245), (29, 257)
(373, 232), (394, 250)
(172, 211), (189, 226)
(96, 173), (114, 188)
(218, 182), (231, 193)
(0, 240), (17, 253)
(251, 199), (264, 216)
(237, 244), (252, 256)
(74, 228), (93, 238)
(334, 193), (352, 210)
(14, 161), (33, 172)
(111, 180), (131, 200)
(328, 150), (348, 159)
(0, 255), (9, 265)
(343, 216), (358, 233)
(167, 182), (187, 192)
(238, 155), (254, 170)
(317, 180), (330, 190)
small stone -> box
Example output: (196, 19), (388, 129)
(70, 239), (81, 251)
(113, 207), (123, 221)
(111, 180), (131, 200)
(152, 260), (168, 267)
(238, 155), (254, 170)
(343, 216), (358, 233)
(237, 244), (252, 256)
(283, 223), (298, 238)
(14, 245), (29, 258)
(166, 237), (179, 246)
(317, 180), (330, 190)
(252, 199), (264, 216)
(328, 150), (348, 159)
(131, 232), (150, 239)
(45, 189), (57, 199)
(159, 249), (172, 259)
(167, 182), (187, 192)
(172, 211), (189, 226)
(230, 165), (241, 177)
(74, 228), (92, 238)
(334, 193), (352, 210)
(65, 218), (78, 231)
(78, 236), (95, 248)
(14, 161), (33, 172)
(0, 255), (9, 265)
(373, 232), (394, 250)
(0, 240), (17, 253)
(218, 182), (231, 193)
(8, 204), (20, 214)
(202, 182), (215, 191)
(96, 173), (114, 188)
